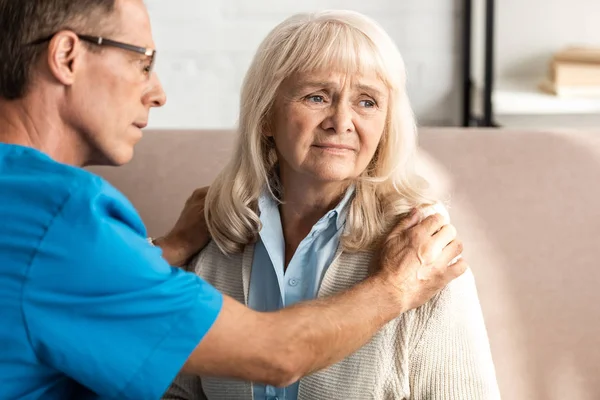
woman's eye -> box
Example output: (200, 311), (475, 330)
(306, 95), (325, 103)
(142, 64), (152, 74)
(359, 99), (376, 108)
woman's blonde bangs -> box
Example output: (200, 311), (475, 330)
(273, 19), (391, 87)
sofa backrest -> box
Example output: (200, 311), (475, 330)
(89, 127), (600, 400)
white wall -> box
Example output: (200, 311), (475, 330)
(145, 0), (462, 129)
(471, 0), (600, 84)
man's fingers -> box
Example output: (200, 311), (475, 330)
(386, 208), (450, 243)
(432, 223), (457, 249)
(435, 239), (464, 268)
(188, 186), (210, 205)
(419, 213), (448, 236)
(387, 208), (420, 237)
(416, 224), (457, 265)
(445, 258), (468, 280)
(193, 186), (210, 197)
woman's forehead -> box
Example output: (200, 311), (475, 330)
(283, 70), (389, 93)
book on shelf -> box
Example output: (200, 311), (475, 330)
(551, 61), (600, 86)
(553, 46), (600, 65)
(540, 46), (600, 96)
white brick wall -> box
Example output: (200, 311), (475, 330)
(145, 0), (462, 129)
(495, 0), (600, 81)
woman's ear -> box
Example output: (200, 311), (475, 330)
(262, 124), (273, 139)
(261, 115), (274, 138)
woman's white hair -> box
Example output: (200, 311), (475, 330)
(205, 9), (437, 254)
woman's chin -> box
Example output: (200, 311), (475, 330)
(307, 170), (358, 184)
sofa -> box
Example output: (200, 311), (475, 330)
(89, 127), (600, 400)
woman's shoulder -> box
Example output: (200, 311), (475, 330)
(187, 240), (251, 274)
(418, 202), (450, 223)
(187, 240), (253, 303)
(335, 201), (451, 270)
(411, 266), (480, 330)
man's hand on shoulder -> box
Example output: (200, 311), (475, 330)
(373, 206), (467, 314)
(155, 187), (210, 267)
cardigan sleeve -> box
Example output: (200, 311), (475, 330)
(162, 374), (208, 400)
(408, 268), (501, 399)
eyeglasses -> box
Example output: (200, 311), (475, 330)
(28, 32), (157, 79)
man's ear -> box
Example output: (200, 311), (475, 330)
(46, 31), (83, 86)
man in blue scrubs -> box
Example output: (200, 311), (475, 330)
(0, 0), (467, 398)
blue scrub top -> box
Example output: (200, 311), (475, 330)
(0, 143), (223, 399)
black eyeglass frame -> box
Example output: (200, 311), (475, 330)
(28, 32), (157, 77)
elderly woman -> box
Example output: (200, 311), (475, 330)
(165, 9), (499, 400)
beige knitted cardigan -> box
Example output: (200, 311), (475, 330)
(163, 241), (501, 400)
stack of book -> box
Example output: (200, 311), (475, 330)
(540, 47), (600, 97)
